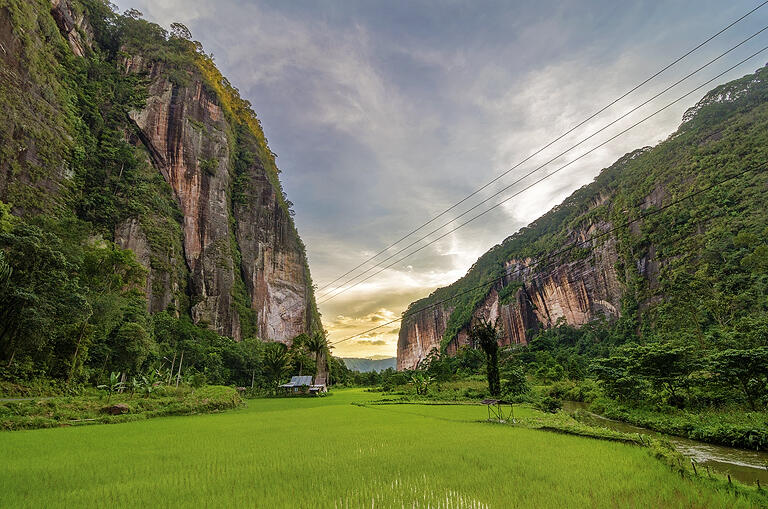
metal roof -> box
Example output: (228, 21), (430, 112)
(295, 376), (312, 386)
(279, 375), (313, 387)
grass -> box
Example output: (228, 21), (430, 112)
(0, 389), (764, 508)
(590, 398), (768, 451)
(0, 385), (241, 430)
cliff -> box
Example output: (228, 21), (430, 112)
(398, 65), (768, 370)
(0, 0), (319, 344)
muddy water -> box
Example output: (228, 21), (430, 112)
(562, 401), (768, 486)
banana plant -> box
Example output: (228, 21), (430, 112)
(97, 371), (124, 402)
(140, 370), (161, 398)
(129, 377), (142, 399)
(410, 373), (434, 396)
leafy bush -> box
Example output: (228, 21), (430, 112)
(536, 395), (563, 414)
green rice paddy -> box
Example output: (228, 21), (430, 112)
(0, 389), (759, 508)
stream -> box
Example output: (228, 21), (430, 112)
(561, 401), (768, 486)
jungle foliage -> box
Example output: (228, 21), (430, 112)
(0, 0), (320, 391)
(404, 64), (768, 356)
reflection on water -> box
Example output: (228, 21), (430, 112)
(562, 401), (768, 486)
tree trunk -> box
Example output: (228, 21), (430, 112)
(487, 350), (500, 397)
(67, 319), (90, 386)
(176, 350), (184, 388)
(168, 351), (176, 385)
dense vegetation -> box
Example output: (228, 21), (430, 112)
(0, 384), (242, 431)
(393, 65), (768, 449)
(0, 0), (320, 392)
(404, 64), (768, 353)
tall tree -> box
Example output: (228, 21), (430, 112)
(709, 347), (768, 410)
(470, 317), (501, 397)
(262, 342), (291, 392)
(305, 331), (329, 379)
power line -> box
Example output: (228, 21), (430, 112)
(314, 1), (768, 297)
(318, 41), (768, 305)
(329, 164), (764, 346)
(319, 27), (768, 302)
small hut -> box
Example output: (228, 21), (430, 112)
(278, 375), (313, 395)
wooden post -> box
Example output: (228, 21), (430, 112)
(168, 352), (176, 385)
(690, 460), (698, 477)
(727, 474), (732, 485)
(176, 350), (184, 388)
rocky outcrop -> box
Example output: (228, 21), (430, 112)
(125, 58), (242, 338)
(119, 54), (314, 342)
(114, 218), (179, 314)
(234, 167), (312, 342)
(4, 0), (318, 344)
(0, 2), (73, 213)
(397, 303), (454, 371)
(50, 0), (93, 57)
(397, 220), (628, 370)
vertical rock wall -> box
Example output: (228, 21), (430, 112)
(120, 56), (314, 342)
(127, 59), (242, 339)
(397, 222), (625, 370)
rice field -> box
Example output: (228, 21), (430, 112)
(0, 389), (758, 508)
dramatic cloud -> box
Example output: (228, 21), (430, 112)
(117, 0), (767, 357)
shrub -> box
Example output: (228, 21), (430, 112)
(536, 395), (563, 414)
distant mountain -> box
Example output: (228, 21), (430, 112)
(342, 357), (397, 372)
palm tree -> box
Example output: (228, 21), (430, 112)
(305, 331), (329, 379)
(470, 317), (501, 397)
(262, 342), (291, 393)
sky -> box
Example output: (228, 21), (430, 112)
(116, 0), (768, 358)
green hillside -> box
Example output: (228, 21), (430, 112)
(0, 0), (320, 389)
(407, 65), (768, 351)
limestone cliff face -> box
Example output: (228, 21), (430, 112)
(233, 168), (312, 342)
(114, 217), (181, 315)
(15, 0), (320, 342)
(397, 218), (634, 370)
(116, 55), (314, 342)
(397, 303), (453, 371)
(124, 57), (242, 339)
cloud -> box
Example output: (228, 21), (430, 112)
(355, 339), (388, 346)
(115, 0), (757, 357)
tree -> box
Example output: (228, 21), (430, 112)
(0, 251), (10, 293)
(305, 331), (329, 378)
(262, 342), (291, 392)
(409, 373), (434, 395)
(470, 317), (501, 397)
(113, 322), (153, 375)
(169, 22), (192, 41)
(0, 222), (90, 376)
(709, 347), (768, 410)
(629, 343), (697, 405)
(97, 371), (124, 402)
(502, 365), (530, 398)
(589, 353), (643, 401)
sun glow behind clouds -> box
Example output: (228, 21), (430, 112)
(116, 0), (762, 357)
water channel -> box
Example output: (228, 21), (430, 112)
(561, 401), (768, 486)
